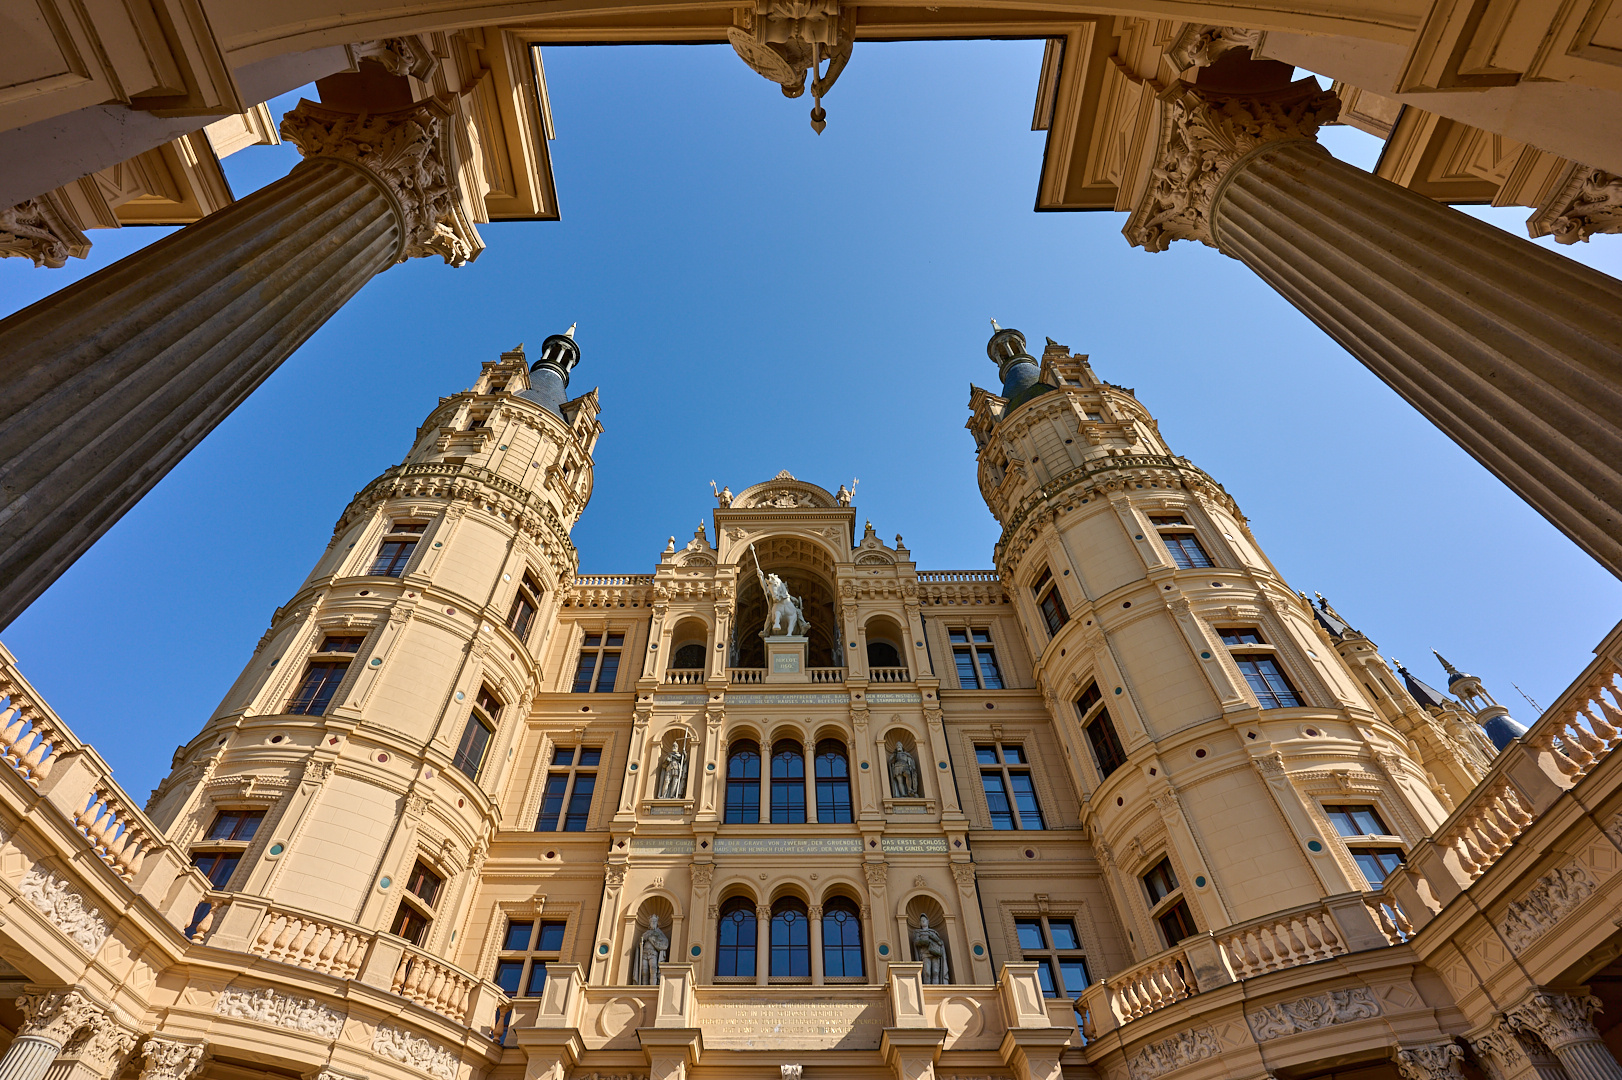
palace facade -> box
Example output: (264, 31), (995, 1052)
(0, 324), (1618, 1080)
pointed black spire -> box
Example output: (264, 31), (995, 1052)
(522, 323), (581, 417)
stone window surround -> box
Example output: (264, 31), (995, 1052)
(1193, 601), (1328, 713)
(707, 878), (877, 984)
(389, 844), (456, 948)
(564, 619), (630, 694)
(519, 728), (619, 833)
(1117, 825), (1200, 958)
(474, 894), (586, 982)
(719, 723), (865, 824)
(946, 623), (1003, 690)
(952, 725), (1067, 832)
(995, 896), (1101, 986)
(249, 616), (379, 720)
(1127, 496), (1232, 572)
(1301, 786), (1414, 889)
(346, 506), (443, 581)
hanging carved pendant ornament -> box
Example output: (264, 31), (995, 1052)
(728, 1), (855, 133)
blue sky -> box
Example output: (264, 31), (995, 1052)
(1, 41), (1618, 803)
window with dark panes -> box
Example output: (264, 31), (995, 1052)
(191, 851), (241, 889)
(206, 809), (264, 842)
(536, 746), (600, 831)
(405, 861), (442, 907)
(369, 521), (425, 577)
(725, 741), (761, 824)
(494, 918), (566, 996)
(1076, 682), (1126, 779)
(390, 903), (429, 945)
(1016, 915), (1090, 1013)
(770, 898), (811, 978)
(1162, 532), (1214, 569)
(1141, 856), (1198, 947)
(716, 898), (757, 978)
(815, 740), (853, 823)
(1031, 568), (1068, 637)
(950, 628), (1003, 689)
(1217, 628), (1303, 708)
(572, 632), (624, 692)
(318, 635), (364, 653)
(288, 661), (347, 716)
(771, 739), (806, 824)
(976, 744), (1045, 830)
(1323, 804), (1405, 886)
(822, 898), (864, 978)
(507, 573), (544, 643)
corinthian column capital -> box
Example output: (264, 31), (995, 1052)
(1505, 992), (1604, 1050)
(1395, 1043), (1466, 1080)
(17, 989), (109, 1045)
(1527, 165), (1622, 245)
(0, 195), (90, 269)
(1124, 79), (1340, 253)
(137, 1036), (206, 1080)
(280, 98), (484, 268)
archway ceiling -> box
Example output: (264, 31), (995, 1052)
(734, 535), (839, 668)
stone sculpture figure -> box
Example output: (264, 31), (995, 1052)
(710, 481), (733, 507)
(911, 916), (950, 984)
(634, 916), (670, 985)
(751, 543), (809, 637)
(656, 740), (689, 799)
(889, 740), (921, 798)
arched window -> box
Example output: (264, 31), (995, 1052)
(867, 640), (902, 668)
(725, 742), (761, 824)
(771, 740), (806, 823)
(815, 739), (853, 823)
(671, 642), (705, 669)
(770, 898), (811, 977)
(716, 898), (757, 977)
(822, 898), (864, 978)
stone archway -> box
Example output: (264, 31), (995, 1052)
(734, 535), (839, 668)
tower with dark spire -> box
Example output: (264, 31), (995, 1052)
(1434, 651), (1528, 750)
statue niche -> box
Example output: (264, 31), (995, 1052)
(888, 735), (921, 798)
(732, 537), (838, 667)
(655, 733), (690, 800)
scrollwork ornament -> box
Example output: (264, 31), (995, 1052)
(18, 990), (109, 1045)
(1124, 79), (1340, 253)
(1504, 993), (1604, 1050)
(280, 98), (483, 267)
(138, 1036), (206, 1080)
(1395, 1043), (1464, 1080)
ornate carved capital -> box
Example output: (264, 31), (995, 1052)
(137, 1036), (206, 1080)
(1505, 992), (1604, 1050)
(280, 98), (484, 267)
(1124, 79), (1339, 253)
(18, 989), (110, 1045)
(1395, 1043), (1465, 1080)
(0, 194), (90, 269)
(1528, 165), (1622, 244)
(64, 1020), (140, 1073)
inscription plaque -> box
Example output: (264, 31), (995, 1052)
(727, 694), (847, 705)
(715, 838), (864, 855)
(867, 692), (923, 703)
(881, 837), (950, 852)
(773, 654), (801, 673)
(654, 694), (707, 705)
(628, 838), (696, 853)
(698, 999), (885, 1049)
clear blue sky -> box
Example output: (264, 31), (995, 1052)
(1, 41), (1617, 804)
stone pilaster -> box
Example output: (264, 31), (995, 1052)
(1506, 993), (1622, 1080)
(1126, 68), (1622, 582)
(0, 96), (482, 633)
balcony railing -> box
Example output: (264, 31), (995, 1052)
(808, 667), (845, 683)
(730, 668), (764, 684)
(1215, 899), (1347, 978)
(664, 668), (705, 685)
(868, 666), (911, 683)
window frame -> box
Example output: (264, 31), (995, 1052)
(769, 897), (812, 981)
(1216, 627), (1305, 709)
(715, 897), (758, 979)
(814, 739), (853, 824)
(949, 627), (1003, 690)
(821, 898), (865, 980)
(1140, 855), (1199, 949)
(1031, 568), (1069, 638)
(1013, 913), (1091, 1011)
(507, 572), (544, 643)
(571, 631), (625, 693)
(1076, 682), (1127, 780)
(535, 745), (601, 831)
(725, 741), (762, 824)
(1321, 803), (1407, 886)
(369, 520), (427, 578)
(390, 856), (446, 948)
(1150, 514), (1215, 570)
(493, 917), (568, 997)
(770, 739), (807, 824)
(976, 742), (1046, 830)
(287, 657), (349, 716)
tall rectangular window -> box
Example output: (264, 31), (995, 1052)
(369, 521), (425, 577)
(189, 808), (265, 890)
(1031, 568), (1068, 637)
(536, 747), (600, 831)
(1219, 629), (1303, 709)
(390, 859), (443, 947)
(494, 919), (567, 997)
(452, 686), (501, 780)
(288, 661), (348, 716)
(976, 744), (1045, 830)
(1323, 804), (1405, 885)
(1141, 856), (1198, 948)
(1076, 682), (1127, 779)
(950, 628), (1003, 689)
(572, 633), (623, 692)
(1016, 916), (1090, 1009)
(507, 573), (543, 643)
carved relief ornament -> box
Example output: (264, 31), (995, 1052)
(1246, 987), (1380, 1040)
(1528, 165), (1622, 244)
(280, 98), (483, 267)
(1124, 79), (1340, 253)
(1499, 860), (1597, 953)
(0, 194), (90, 269)
(18, 990), (111, 1045)
(138, 1036), (207, 1080)
(1395, 1043), (1465, 1080)
(1127, 1027), (1219, 1080)
(1504, 993), (1604, 1050)
(372, 1025), (457, 1080)
(20, 867), (110, 954)
(214, 986), (345, 1039)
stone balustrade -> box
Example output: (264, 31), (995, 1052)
(0, 659), (67, 785)
(1217, 900), (1348, 978)
(248, 904), (370, 978)
(393, 945), (478, 1019)
(868, 666), (910, 683)
(663, 668), (704, 686)
(808, 667), (845, 684)
(915, 570), (1002, 582)
(1365, 889), (1416, 944)
(1103, 945), (1199, 1022)
(71, 783), (155, 881)
(730, 668), (764, 684)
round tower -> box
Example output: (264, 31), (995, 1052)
(1434, 651), (1528, 750)
(145, 331), (601, 961)
(967, 325), (1457, 966)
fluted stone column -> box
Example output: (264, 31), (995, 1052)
(1506, 993), (1622, 1080)
(1125, 70), (1622, 580)
(0, 97), (482, 632)
(0, 991), (110, 1080)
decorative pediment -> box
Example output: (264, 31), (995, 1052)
(731, 472), (840, 509)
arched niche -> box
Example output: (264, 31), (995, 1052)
(734, 535), (839, 667)
(882, 728), (924, 800)
(669, 615), (709, 673)
(625, 894), (680, 985)
(903, 893), (955, 985)
(864, 614), (906, 669)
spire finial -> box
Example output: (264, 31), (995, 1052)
(990, 317), (1001, 331)
(1434, 650), (1461, 676)
(565, 322), (577, 338)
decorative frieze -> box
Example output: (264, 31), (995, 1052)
(1123, 80), (1340, 253)
(215, 986), (345, 1039)
(1500, 860), (1597, 953)
(280, 100), (482, 267)
(1247, 987), (1380, 1040)
(1127, 1027), (1219, 1080)
(20, 866), (110, 954)
(372, 1025), (457, 1080)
